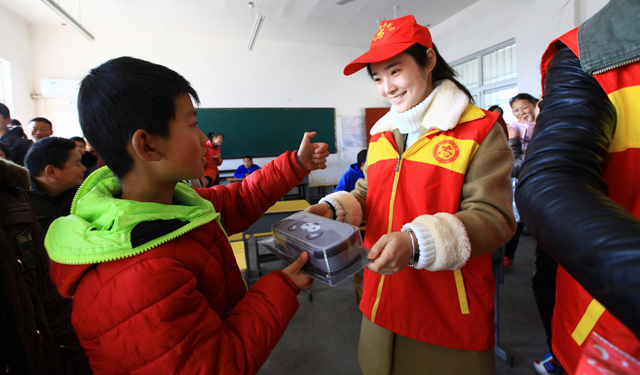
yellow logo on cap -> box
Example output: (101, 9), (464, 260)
(373, 22), (396, 42)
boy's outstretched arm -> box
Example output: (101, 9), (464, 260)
(197, 132), (329, 235)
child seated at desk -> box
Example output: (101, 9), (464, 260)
(335, 149), (367, 192)
(234, 154), (261, 178)
(44, 56), (330, 374)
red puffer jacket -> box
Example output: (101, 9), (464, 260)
(48, 151), (307, 374)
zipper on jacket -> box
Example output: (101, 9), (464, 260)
(372, 153), (404, 324)
(592, 56), (640, 75)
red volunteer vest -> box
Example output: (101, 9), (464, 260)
(541, 28), (640, 374)
(360, 104), (499, 351)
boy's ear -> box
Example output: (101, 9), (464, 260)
(43, 164), (57, 180)
(130, 129), (162, 161)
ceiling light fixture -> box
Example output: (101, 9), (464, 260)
(41, 0), (94, 41)
(247, 2), (265, 51)
(247, 14), (265, 51)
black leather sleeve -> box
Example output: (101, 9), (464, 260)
(509, 138), (524, 178)
(516, 41), (640, 338)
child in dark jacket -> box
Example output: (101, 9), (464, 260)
(45, 56), (329, 374)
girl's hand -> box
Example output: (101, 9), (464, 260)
(296, 132), (330, 171)
(366, 232), (414, 275)
(304, 203), (332, 219)
(507, 125), (518, 139)
(282, 252), (314, 291)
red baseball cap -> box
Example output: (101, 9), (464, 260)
(344, 15), (433, 76)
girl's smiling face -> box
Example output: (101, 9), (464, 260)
(511, 99), (537, 123)
(370, 52), (433, 113)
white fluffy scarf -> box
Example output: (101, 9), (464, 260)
(369, 79), (470, 135)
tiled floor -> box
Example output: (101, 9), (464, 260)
(251, 234), (547, 375)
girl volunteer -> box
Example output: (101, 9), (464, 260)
(308, 15), (515, 375)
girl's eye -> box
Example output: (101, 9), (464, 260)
(391, 69), (400, 75)
(192, 122), (199, 127)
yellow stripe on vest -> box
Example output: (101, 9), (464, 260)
(608, 85), (640, 153)
(457, 104), (486, 124)
(371, 275), (385, 323)
(368, 135), (398, 167)
(453, 269), (470, 314)
(571, 299), (606, 345)
(404, 135), (480, 175)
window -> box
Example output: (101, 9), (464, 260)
(0, 58), (12, 109)
(452, 41), (518, 123)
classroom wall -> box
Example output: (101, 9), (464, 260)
(26, 24), (381, 184)
(0, 4), (36, 125)
(430, 0), (609, 98)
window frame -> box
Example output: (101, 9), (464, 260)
(451, 39), (517, 110)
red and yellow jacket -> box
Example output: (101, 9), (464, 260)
(360, 105), (501, 351)
(541, 28), (640, 373)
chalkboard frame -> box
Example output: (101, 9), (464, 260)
(196, 108), (337, 159)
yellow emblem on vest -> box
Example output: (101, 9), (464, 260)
(433, 140), (459, 163)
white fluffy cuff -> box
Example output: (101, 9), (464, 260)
(319, 191), (363, 226)
(410, 213), (471, 271)
(402, 223), (436, 269)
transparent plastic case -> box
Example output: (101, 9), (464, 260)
(259, 212), (370, 286)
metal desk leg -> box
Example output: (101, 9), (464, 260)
(494, 247), (514, 367)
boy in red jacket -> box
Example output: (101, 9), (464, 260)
(44, 56), (329, 374)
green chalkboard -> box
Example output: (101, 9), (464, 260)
(196, 108), (336, 159)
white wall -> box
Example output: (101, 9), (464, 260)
(28, 24), (381, 184)
(0, 4), (35, 124)
(430, 0), (609, 99)
(14, 0), (611, 184)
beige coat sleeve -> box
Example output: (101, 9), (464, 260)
(455, 122), (516, 257)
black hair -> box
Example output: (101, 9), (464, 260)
(77, 56), (200, 179)
(509, 93), (538, 107)
(29, 117), (53, 129)
(357, 149), (368, 167)
(69, 136), (86, 145)
(487, 105), (504, 115)
(24, 137), (77, 178)
(0, 142), (10, 159)
(0, 103), (9, 119)
(366, 43), (474, 103)
(10, 119), (21, 126)
(208, 132), (224, 141)
(243, 155), (253, 161)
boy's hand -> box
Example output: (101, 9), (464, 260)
(296, 132), (329, 171)
(282, 252), (314, 291)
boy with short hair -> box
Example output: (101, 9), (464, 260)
(28, 117), (53, 142)
(335, 149), (367, 192)
(234, 154), (261, 178)
(45, 56), (329, 374)
(0, 103), (32, 165)
(70, 136), (99, 178)
(25, 137), (86, 231)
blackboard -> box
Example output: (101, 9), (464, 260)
(196, 108), (336, 159)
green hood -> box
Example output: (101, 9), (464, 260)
(45, 167), (220, 265)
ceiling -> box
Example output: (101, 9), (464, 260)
(0, 0), (478, 48)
